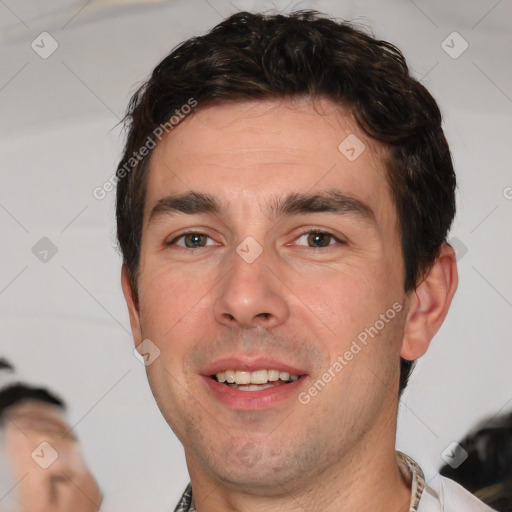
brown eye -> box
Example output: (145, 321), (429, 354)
(295, 231), (342, 248)
(167, 232), (216, 249)
(182, 233), (208, 248)
(307, 232), (333, 247)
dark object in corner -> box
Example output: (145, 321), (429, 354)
(440, 411), (512, 511)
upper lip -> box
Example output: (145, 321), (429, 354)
(201, 356), (308, 376)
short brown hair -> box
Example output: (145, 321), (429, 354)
(116, 10), (456, 395)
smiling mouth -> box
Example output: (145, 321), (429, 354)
(211, 369), (303, 391)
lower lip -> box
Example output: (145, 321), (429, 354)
(201, 376), (306, 410)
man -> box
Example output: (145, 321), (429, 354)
(0, 362), (102, 512)
(117, 10), (495, 512)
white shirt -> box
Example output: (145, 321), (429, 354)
(397, 452), (498, 512)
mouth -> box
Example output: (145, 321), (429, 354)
(200, 358), (308, 409)
(211, 369), (302, 392)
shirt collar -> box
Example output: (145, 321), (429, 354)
(174, 451), (426, 512)
(396, 451), (426, 512)
(173, 483), (193, 512)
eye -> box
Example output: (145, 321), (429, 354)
(167, 232), (217, 249)
(294, 230), (344, 248)
(50, 474), (69, 504)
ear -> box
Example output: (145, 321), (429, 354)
(401, 243), (458, 361)
(121, 266), (143, 347)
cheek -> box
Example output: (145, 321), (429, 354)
(293, 266), (385, 333)
(138, 265), (207, 334)
(291, 263), (405, 370)
(137, 266), (215, 383)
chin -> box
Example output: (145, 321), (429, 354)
(201, 441), (307, 494)
(217, 463), (298, 495)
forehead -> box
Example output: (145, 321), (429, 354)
(4, 399), (62, 416)
(144, 98), (392, 221)
(2, 398), (88, 448)
(2, 400), (67, 431)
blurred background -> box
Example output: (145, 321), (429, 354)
(1, 0), (511, 510)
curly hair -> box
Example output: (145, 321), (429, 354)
(116, 10), (456, 395)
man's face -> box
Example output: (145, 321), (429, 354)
(0, 400), (101, 512)
(124, 98), (410, 493)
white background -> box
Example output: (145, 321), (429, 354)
(1, 0), (511, 510)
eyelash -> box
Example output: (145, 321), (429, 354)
(166, 229), (345, 249)
(294, 228), (345, 248)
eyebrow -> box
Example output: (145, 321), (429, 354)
(148, 190), (375, 225)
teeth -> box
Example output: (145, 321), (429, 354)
(214, 369), (300, 385)
(236, 371), (251, 384)
(228, 383), (276, 391)
(267, 369), (280, 381)
(251, 369), (268, 384)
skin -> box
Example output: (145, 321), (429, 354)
(0, 400), (102, 512)
(122, 97), (458, 512)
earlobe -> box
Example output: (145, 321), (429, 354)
(401, 244), (459, 361)
(121, 266), (142, 346)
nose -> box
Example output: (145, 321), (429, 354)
(213, 244), (290, 330)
